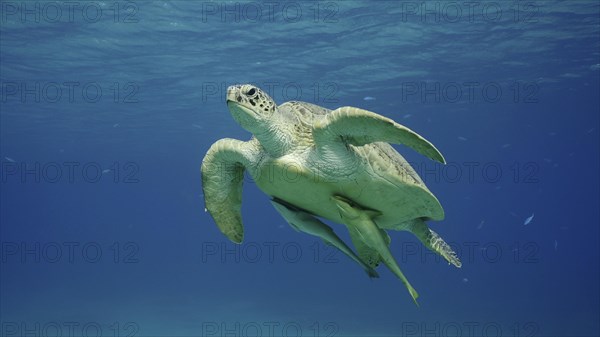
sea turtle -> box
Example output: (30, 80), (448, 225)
(201, 84), (461, 305)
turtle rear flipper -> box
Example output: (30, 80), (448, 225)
(410, 219), (462, 268)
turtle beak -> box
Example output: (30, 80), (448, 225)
(226, 85), (242, 104)
(226, 85), (259, 117)
(227, 100), (258, 117)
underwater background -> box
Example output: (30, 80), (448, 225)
(1, 1), (599, 336)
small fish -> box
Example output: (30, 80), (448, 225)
(192, 124), (203, 129)
(363, 96), (376, 101)
(509, 211), (518, 217)
(462, 278), (469, 283)
(402, 114), (412, 119)
(501, 143), (511, 149)
(457, 136), (468, 141)
(523, 213), (534, 225)
(4, 157), (15, 163)
(494, 186), (502, 190)
(477, 220), (485, 230)
(548, 132), (557, 136)
(554, 240), (558, 251)
(587, 128), (595, 134)
(113, 123), (120, 128)
(543, 158), (552, 163)
(102, 169), (111, 174)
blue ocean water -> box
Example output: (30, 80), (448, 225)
(1, 1), (599, 336)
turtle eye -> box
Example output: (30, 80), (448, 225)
(246, 88), (256, 96)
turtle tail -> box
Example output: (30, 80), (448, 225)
(365, 267), (380, 279)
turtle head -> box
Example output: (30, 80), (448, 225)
(226, 84), (276, 132)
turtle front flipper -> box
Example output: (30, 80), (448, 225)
(201, 138), (258, 243)
(332, 195), (420, 306)
(271, 199), (379, 278)
(409, 219), (462, 268)
(313, 106), (446, 164)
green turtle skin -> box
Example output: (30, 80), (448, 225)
(201, 84), (461, 304)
